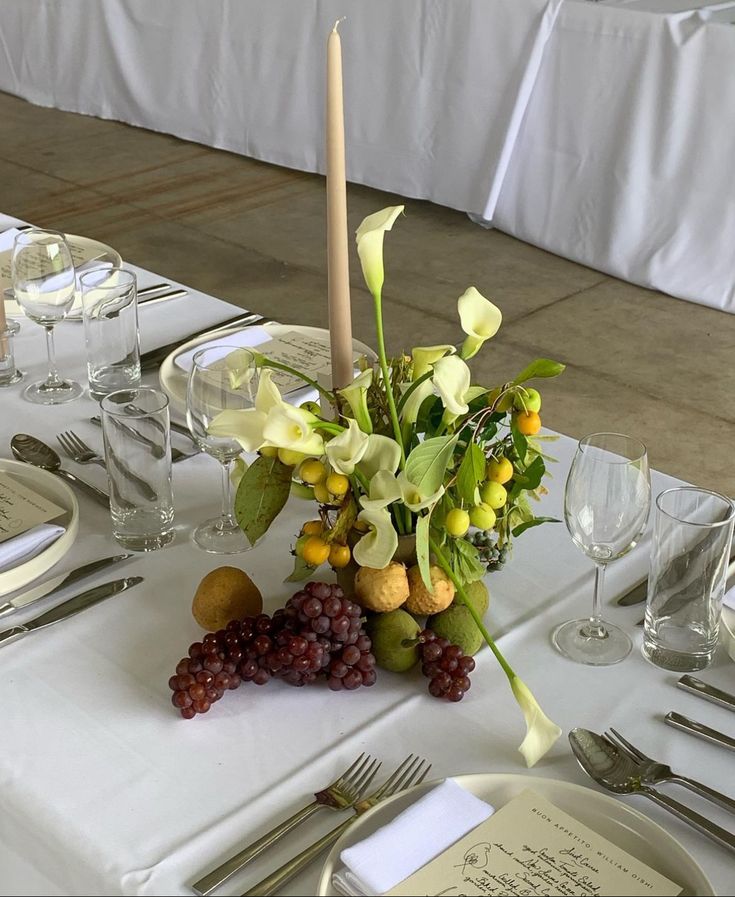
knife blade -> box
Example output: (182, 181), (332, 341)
(677, 675), (735, 713)
(619, 545), (735, 607)
(0, 576), (143, 647)
(0, 554), (132, 619)
(665, 711), (735, 752)
(139, 312), (263, 372)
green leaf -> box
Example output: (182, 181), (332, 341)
(513, 455), (546, 491)
(452, 537), (486, 584)
(512, 358), (565, 385)
(415, 394), (442, 436)
(416, 512), (433, 593)
(286, 543), (317, 582)
(405, 435), (459, 495)
(511, 516), (561, 537)
(234, 455), (292, 546)
(456, 443), (486, 504)
(510, 416), (528, 464)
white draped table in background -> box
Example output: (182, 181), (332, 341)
(1, 0), (734, 311)
(0, 212), (733, 895)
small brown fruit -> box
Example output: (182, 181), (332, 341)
(405, 565), (455, 615)
(192, 566), (263, 631)
(354, 563), (410, 612)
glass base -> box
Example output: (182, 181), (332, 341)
(193, 516), (253, 554)
(24, 377), (82, 405)
(642, 639), (713, 672)
(0, 368), (24, 387)
(114, 529), (175, 552)
(552, 618), (632, 666)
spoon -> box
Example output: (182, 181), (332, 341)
(11, 434), (110, 508)
(569, 728), (735, 853)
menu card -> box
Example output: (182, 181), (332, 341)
(386, 790), (682, 896)
(0, 230), (105, 292)
(0, 474), (66, 543)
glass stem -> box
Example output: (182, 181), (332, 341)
(44, 325), (63, 387)
(221, 460), (235, 525)
(586, 562), (608, 640)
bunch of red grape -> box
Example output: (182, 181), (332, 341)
(168, 582), (376, 717)
(418, 629), (475, 702)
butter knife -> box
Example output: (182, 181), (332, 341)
(0, 576), (143, 647)
(620, 546), (735, 607)
(665, 711), (735, 752)
(139, 312), (263, 372)
(0, 554), (131, 620)
(677, 676), (735, 713)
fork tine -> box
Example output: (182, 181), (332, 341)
(56, 433), (75, 458)
(331, 753), (366, 789)
(608, 727), (648, 763)
(349, 758), (381, 799)
(371, 754), (416, 800)
(383, 757), (431, 799)
(604, 730), (641, 765)
(67, 430), (91, 453)
(341, 755), (376, 792)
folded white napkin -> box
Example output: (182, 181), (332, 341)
(332, 779), (494, 896)
(723, 584), (735, 611)
(0, 524), (66, 574)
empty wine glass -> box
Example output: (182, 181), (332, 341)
(187, 346), (258, 553)
(12, 228), (82, 404)
(553, 432), (651, 665)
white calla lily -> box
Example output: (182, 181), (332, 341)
(432, 355), (472, 418)
(352, 507), (399, 569)
(358, 434), (402, 481)
(208, 369), (283, 452)
(458, 286), (502, 359)
(222, 348), (258, 393)
(338, 368), (373, 434)
(359, 470), (403, 511)
(355, 205), (404, 297)
(511, 677), (563, 767)
(324, 418), (369, 475)
(254, 368), (283, 414)
(399, 378), (434, 428)
(411, 345), (455, 381)
(262, 404), (324, 456)
(397, 471), (444, 512)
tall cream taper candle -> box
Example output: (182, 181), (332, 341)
(326, 19), (353, 390)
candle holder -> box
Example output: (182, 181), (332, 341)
(0, 320), (24, 387)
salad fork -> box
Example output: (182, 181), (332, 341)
(604, 727), (735, 814)
(192, 753), (380, 896)
(242, 755), (432, 897)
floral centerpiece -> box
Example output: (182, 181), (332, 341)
(211, 206), (564, 766)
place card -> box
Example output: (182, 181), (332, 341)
(0, 231), (105, 292)
(386, 789), (682, 896)
(0, 474), (66, 543)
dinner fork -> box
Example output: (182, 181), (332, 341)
(57, 429), (158, 503)
(604, 727), (735, 814)
(241, 755), (432, 897)
(192, 753), (380, 896)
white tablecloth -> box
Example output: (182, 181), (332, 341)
(0, 211), (733, 895)
(1, 0), (734, 312)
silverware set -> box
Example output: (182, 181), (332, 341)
(192, 753), (431, 897)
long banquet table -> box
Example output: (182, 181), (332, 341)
(0, 212), (734, 895)
(1, 0), (735, 312)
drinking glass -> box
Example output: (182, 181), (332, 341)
(100, 387), (175, 551)
(643, 487), (735, 672)
(80, 268), (141, 401)
(186, 346), (257, 554)
(11, 228), (82, 404)
(553, 432), (651, 665)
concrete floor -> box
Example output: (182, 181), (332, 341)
(3, 90), (733, 495)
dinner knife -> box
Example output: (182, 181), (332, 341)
(665, 711), (735, 752)
(0, 553), (132, 619)
(0, 577), (143, 647)
(139, 312), (263, 371)
(677, 676), (735, 713)
(619, 546), (735, 607)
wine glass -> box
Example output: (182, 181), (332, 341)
(552, 432), (651, 665)
(187, 346), (258, 553)
(12, 228), (82, 404)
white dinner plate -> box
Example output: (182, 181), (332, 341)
(317, 773), (714, 896)
(0, 460), (79, 598)
(3, 233), (122, 320)
(158, 322), (378, 415)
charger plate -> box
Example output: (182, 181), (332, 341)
(3, 233), (122, 320)
(0, 460), (79, 598)
(317, 773), (714, 896)
(158, 322), (377, 415)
